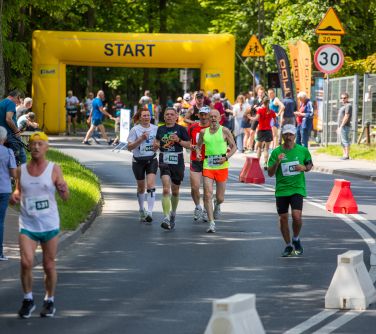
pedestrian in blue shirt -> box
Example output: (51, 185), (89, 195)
(0, 126), (17, 260)
(0, 89), (26, 165)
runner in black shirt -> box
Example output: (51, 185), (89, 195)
(154, 107), (190, 230)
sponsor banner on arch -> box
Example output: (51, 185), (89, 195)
(272, 44), (294, 98)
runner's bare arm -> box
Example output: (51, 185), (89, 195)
(275, 97), (285, 116)
(10, 167), (22, 204)
(195, 129), (205, 160)
(169, 133), (191, 149)
(184, 107), (195, 124)
(295, 162), (313, 172)
(223, 127), (237, 160)
(53, 164), (69, 201)
(267, 153), (285, 177)
(127, 132), (148, 151)
(153, 138), (160, 151)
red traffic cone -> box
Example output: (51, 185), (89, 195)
(239, 157), (265, 184)
(326, 179), (358, 214)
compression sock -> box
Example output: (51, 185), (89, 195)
(24, 292), (33, 300)
(45, 296), (54, 302)
(137, 192), (145, 211)
(171, 195), (179, 214)
(146, 188), (156, 213)
(161, 195), (171, 217)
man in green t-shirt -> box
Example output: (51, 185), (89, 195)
(267, 124), (313, 257)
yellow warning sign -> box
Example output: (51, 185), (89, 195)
(315, 7), (345, 35)
(242, 35), (265, 57)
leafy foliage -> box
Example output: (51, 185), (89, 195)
(1, 0), (376, 99)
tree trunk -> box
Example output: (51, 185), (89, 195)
(86, 6), (95, 95)
(0, 0), (5, 98)
(156, 0), (167, 106)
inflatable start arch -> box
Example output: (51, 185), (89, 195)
(32, 31), (235, 133)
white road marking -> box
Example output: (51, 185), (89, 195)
(283, 310), (338, 334)
(311, 310), (362, 334)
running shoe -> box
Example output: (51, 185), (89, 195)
(139, 209), (147, 222)
(281, 245), (294, 257)
(213, 199), (221, 220)
(82, 140), (91, 145)
(202, 210), (208, 222)
(108, 139), (114, 145)
(18, 299), (36, 318)
(40, 300), (56, 318)
(206, 222), (216, 233)
(144, 212), (153, 224)
(170, 212), (176, 230)
(0, 254), (8, 261)
(160, 216), (171, 230)
(292, 239), (304, 255)
(193, 207), (203, 222)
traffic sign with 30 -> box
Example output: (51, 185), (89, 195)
(314, 44), (344, 74)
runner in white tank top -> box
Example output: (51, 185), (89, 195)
(10, 132), (69, 318)
(19, 162), (59, 232)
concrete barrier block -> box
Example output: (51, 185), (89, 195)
(204, 294), (265, 334)
(325, 250), (376, 310)
(370, 253), (376, 266)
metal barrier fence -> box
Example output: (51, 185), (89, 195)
(322, 75), (359, 145)
(362, 73), (376, 127)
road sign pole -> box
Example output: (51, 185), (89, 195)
(235, 52), (255, 78)
(253, 64), (256, 92)
(324, 74), (330, 147)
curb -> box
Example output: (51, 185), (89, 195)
(58, 193), (104, 251)
(0, 195), (104, 281)
(312, 166), (376, 182)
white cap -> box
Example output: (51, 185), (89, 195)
(183, 93), (191, 101)
(282, 124), (297, 135)
(199, 106), (211, 114)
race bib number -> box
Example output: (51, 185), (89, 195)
(25, 195), (50, 216)
(140, 142), (154, 155)
(163, 152), (179, 165)
(207, 155), (223, 167)
(281, 160), (300, 176)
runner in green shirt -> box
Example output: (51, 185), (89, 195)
(268, 124), (313, 257)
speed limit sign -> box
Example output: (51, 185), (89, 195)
(314, 44), (344, 74)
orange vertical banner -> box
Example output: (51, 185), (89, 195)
(288, 41), (312, 98)
(297, 41), (312, 98)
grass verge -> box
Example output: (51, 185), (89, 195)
(316, 144), (376, 161)
(46, 149), (101, 230)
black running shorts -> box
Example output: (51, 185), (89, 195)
(276, 194), (304, 214)
(190, 160), (203, 173)
(257, 130), (273, 143)
(132, 156), (158, 180)
(159, 163), (185, 185)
